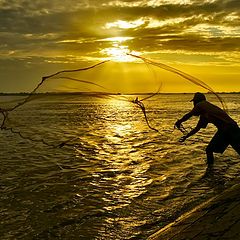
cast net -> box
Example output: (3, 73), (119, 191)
(0, 54), (226, 148)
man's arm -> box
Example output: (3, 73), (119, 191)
(175, 103), (201, 129)
(179, 125), (201, 142)
(175, 112), (193, 129)
(179, 116), (207, 142)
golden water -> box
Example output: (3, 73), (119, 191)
(0, 94), (239, 239)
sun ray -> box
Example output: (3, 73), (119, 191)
(100, 36), (140, 62)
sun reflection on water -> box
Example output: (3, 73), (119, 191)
(74, 97), (154, 235)
(72, 96), (155, 238)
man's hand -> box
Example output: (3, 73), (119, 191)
(179, 135), (187, 142)
(174, 119), (182, 129)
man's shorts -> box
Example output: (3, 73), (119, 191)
(207, 125), (240, 154)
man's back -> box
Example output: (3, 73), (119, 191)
(191, 100), (237, 130)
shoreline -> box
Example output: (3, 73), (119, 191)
(148, 183), (240, 240)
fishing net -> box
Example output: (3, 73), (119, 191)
(0, 54), (226, 148)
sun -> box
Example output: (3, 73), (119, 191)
(102, 46), (133, 62)
(100, 37), (140, 62)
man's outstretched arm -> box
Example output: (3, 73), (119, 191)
(175, 112), (193, 129)
(179, 125), (201, 142)
(179, 116), (207, 142)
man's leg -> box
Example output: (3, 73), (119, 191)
(230, 143), (240, 155)
(230, 127), (240, 155)
(206, 131), (228, 167)
(206, 146), (214, 166)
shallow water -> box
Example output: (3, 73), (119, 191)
(0, 93), (240, 239)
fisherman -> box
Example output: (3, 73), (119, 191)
(174, 92), (240, 168)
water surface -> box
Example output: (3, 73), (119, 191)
(1, 93), (240, 239)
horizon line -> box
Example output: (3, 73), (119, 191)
(0, 91), (239, 96)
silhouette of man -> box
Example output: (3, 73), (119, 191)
(175, 92), (240, 168)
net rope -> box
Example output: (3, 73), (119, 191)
(0, 54), (226, 148)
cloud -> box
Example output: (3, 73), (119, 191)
(0, 0), (239, 93)
(0, 0), (239, 60)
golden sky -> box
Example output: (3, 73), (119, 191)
(0, 0), (239, 93)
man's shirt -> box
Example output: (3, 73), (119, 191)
(189, 100), (237, 131)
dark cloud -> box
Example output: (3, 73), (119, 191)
(1, 0), (239, 33)
(157, 36), (240, 52)
(0, 0), (239, 58)
(125, 33), (240, 53)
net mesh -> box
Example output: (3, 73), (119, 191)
(0, 54), (226, 147)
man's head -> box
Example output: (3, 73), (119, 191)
(190, 92), (206, 105)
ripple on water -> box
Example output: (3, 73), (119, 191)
(1, 94), (240, 239)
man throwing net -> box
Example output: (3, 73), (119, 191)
(175, 92), (240, 168)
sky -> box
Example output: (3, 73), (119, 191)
(0, 0), (239, 93)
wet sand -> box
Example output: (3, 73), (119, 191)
(148, 182), (240, 240)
